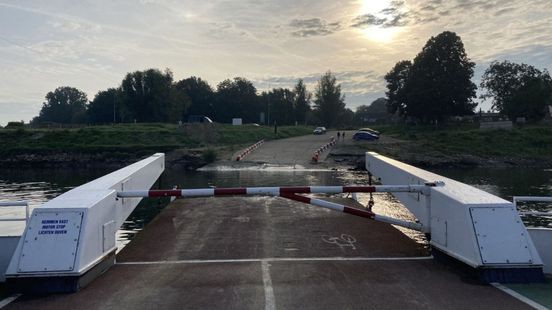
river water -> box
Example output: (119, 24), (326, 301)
(1, 165), (550, 247)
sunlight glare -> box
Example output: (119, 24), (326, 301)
(361, 27), (400, 42)
(360, 0), (391, 15)
(358, 0), (402, 42)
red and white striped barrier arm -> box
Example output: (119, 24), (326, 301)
(117, 183), (441, 231)
(117, 183), (442, 198)
(116, 186), (427, 230)
(236, 140), (265, 161)
(280, 193), (423, 231)
(312, 137), (336, 163)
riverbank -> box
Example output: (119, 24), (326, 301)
(0, 123), (312, 169)
(329, 125), (552, 169)
(2, 124), (551, 169)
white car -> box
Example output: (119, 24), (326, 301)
(313, 127), (327, 135)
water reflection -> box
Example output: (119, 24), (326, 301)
(1, 166), (550, 247)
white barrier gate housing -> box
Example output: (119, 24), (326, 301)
(4, 153), (164, 293)
(366, 152), (544, 282)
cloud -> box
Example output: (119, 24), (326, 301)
(288, 18), (341, 37)
(351, 1), (409, 29)
(49, 20), (102, 33)
(351, 13), (408, 28)
(351, 14), (386, 27)
(206, 22), (248, 39)
(494, 7), (516, 16)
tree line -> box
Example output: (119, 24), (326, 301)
(32, 70), (350, 127)
(383, 31), (552, 123)
(31, 30), (552, 127)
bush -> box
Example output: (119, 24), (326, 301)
(201, 148), (217, 163)
(6, 121), (24, 128)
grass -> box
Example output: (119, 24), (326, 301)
(369, 124), (552, 158)
(0, 123), (313, 155)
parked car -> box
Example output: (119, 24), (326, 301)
(313, 127), (327, 135)
(358, 127), (380, 136)
(352, 131), (379, 141)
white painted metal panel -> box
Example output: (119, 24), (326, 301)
(0, 237), (20, 282)
(18, 210), (83, 272)
(471, 207), (533, 264)
(102, 221), (116, 252)
(528, 228), (552, 274)
(431, 217), (447, 247)
(429, 189), (484, 266)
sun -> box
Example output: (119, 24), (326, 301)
(361, 27), (400, 42)
(357, 0), (402, 42)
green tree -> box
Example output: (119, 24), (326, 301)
(293, 79), (311, 124)
(355, 98), (390, 124)
(175, 76), (215, 119)
(409, 31), (476, 121)
(480, 61), (552, 121)
(338, 108), (355, 127)
(313, 71), (345, 127)
(385, 31), (477, 122)
(262, 88), (295, 125)
(215, 77), (260, 123)
(88, 88), (119, 124)
(35, 86), (88, 124)
(384, 60), (411, 115)
(119, 68), (188, 122)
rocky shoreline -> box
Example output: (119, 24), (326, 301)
(0, 149), (208, 170)
(2, 138), (551, 171)
(329, 142), (552, 169)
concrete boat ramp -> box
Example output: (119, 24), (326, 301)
(1, 133), (550, 309)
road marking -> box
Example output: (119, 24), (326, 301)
(0, 294), (21, 309)
(321, 234), (357, 250)
(491, 283), (548, 310)
(261, 261), (276, 310)
(116, 256), (433, 265)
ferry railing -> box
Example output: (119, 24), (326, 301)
(513, 196), (552, 217)
(0, 201), (30, 224)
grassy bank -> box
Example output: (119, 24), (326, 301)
(0, 123), (312, 155)
(0, 123), (313, 167)
(378, 124), (552, 157)
(346, 124), (552, 167)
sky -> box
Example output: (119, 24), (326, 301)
(1, 0), (551, 125)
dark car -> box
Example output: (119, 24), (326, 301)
(352, 131), (379, 141)
(358, 127), (380, 136)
